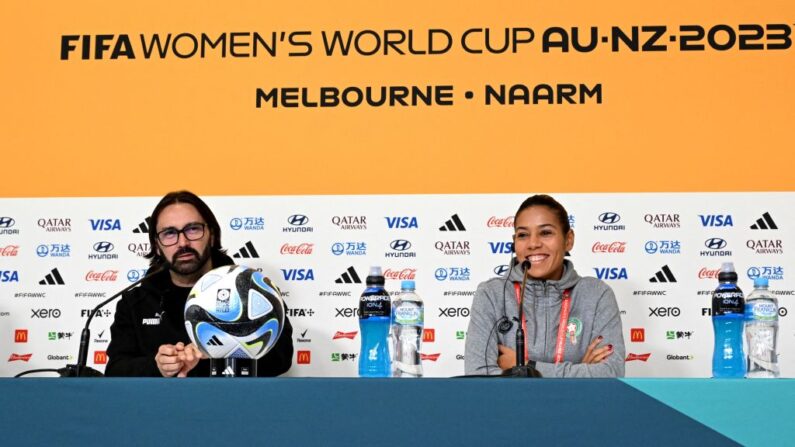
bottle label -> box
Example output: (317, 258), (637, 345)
(394, 304), (423, 325)
(746, 302), (777, 321)
(712, 289), (744, 316)
(359, 292), (391, 318)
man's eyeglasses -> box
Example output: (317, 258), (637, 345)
(157, 223), (206, 246)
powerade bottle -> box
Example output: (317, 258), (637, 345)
(745, 277), (780, 378)
(358, 266), (391, 377)
(392, 280), (424, 377)
(712, 262), (746, 378)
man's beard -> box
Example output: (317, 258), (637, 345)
(166, 245), (212, 276)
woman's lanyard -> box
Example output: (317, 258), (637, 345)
(513, 283), (573, 364)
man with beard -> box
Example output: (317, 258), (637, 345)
(106, 191), (293, 377)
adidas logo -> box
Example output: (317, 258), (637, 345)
(207, 335), (223, 346)
(222, 365), (235, 377)
(233, 241), (260, 259)
(335, 266), (362, 284)
(439, 214), (466, 231)
(39, 268), (65, 285)
(132, 216), (151, 234)
(650, 265), (677, 283)
(750, 212), (778, 230)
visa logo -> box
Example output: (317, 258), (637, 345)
(594, 267), (628, 280)
(281, 269), (315, 281)
(0, 271), (19, 282)
(385, 217), (418, 229)
(699, 215), (733, 227)
(89, 219), (122, 231)
(488, 242), (513, 254)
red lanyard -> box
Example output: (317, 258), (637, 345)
(513, 283), (572, 365)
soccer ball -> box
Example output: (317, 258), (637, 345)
(184, 265), (285, 359)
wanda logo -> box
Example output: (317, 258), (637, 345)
(698, 268), (720, 279)
(85, 270), (119, 282)
(384, 268), (416, 280)
(280, 243), (314, 255)
(420, 353), (441, 361)
(487, 216), (514, 228)
(0, 245), (19, 256)
(592, 242), (626, 253)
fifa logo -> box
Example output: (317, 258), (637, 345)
(216, 289), (231, 313)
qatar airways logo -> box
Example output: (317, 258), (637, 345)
(592, 242), (626, 253)
(280, 243), (314, 255)
(383, 268), (416, 280)
(37, 218), (72, 232)
(486, 216), (514, 228)
(644, 214), (680, 228)
(332, 216), (367, 230)
(0, 245), (19, 257)
(85, 270), (119, 282)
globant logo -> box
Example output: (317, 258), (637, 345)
(746, 239), (783, 255)
(434, 241), (470, 256)
(644, 240), (681, 255)
(0, 245), (19, 257)
(230, 217), (264, 231)
(700, 238), (731, 257)
(747, 266), (784, 281)
(384, 268), (416, 281)
(435, 267), (471, 281)
(666, 354), (694, 361)
(386, 239), (416, 258)
(331, 216), (367, 230)
(89, 241), (118, 260)
(0, 217), (20, 235)
(644, 214), (680, 228)
(486, 216), (514, 228)
(592, 242), (626, 253)
(283, 214), (313, 233)
(594, 212), (625, 231)
(331, 242), (367, 256)
(36, 244), (71, 258)
(37, 218), (72, 232)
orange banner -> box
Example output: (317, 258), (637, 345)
(1, 1), (793, 197)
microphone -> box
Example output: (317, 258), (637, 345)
(60, 264), (167, 377)
(502, 258), (542, 378)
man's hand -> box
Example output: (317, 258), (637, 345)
(497, 344), (517, 371)
(155, 343), (184, 377)
(176, 343), (206, 377)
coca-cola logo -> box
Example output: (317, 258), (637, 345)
(383, 268), (416, 280)
(487, 216), (514, 228)
(85, 270), (119, 282)
(592, 242), (626, 253)
(0, 245), (19, 257)
(698, 267), (720, 279)
(280, 243), (314, 255)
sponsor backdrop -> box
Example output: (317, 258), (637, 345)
(0, 193), (792, 377)
(2, 2), (795, 197)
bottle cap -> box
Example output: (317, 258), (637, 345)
(718, 262), (738, 282)
(720, 262), (735, 273)
(368, 266), (382, 277)
(401, 280), (415, 290)
(753, 277), (769, 288)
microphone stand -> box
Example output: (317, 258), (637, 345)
(58, 265), (166, 377)
(503, 260), (542, 378)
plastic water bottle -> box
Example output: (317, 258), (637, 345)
(745, 277), (779, 378)
(358, 266), (391, 377)
(711, 262), (746, 378)
(392, 280), (424, 377)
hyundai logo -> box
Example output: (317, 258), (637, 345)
(36, 245), (49, 257)
(230, 218), (243, 230)
(0, 217), (15, 228)
(127, 270), (141, 282)
(747, 267), (761, 279)
(705, 238), (727, 250)
(435, 268), (448, 281)
(644, 241), (658, 254)
(599, 212), (621, 224)
(331, 243), (344, 256)
(390, 239), (412, 251)
(93, 242), (114, 253)
(494, 265), (510, 276)
(288, 214), (309, 226)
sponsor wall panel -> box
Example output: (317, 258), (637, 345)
(0, 193), (792, 378)
(2, 2), (795, 197)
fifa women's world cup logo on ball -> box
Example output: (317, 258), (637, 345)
(184, 265), (285, 359)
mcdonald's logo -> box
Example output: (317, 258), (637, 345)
(423, 328), (435, 343)
(297, 350), (311, 365)
(93, 350), (107, 364)
(14, 329), (28, 343)
(630, 328), (645, 343)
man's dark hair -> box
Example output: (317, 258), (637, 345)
(514, 194), (571, 235)
(144, 190), (225, 269)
